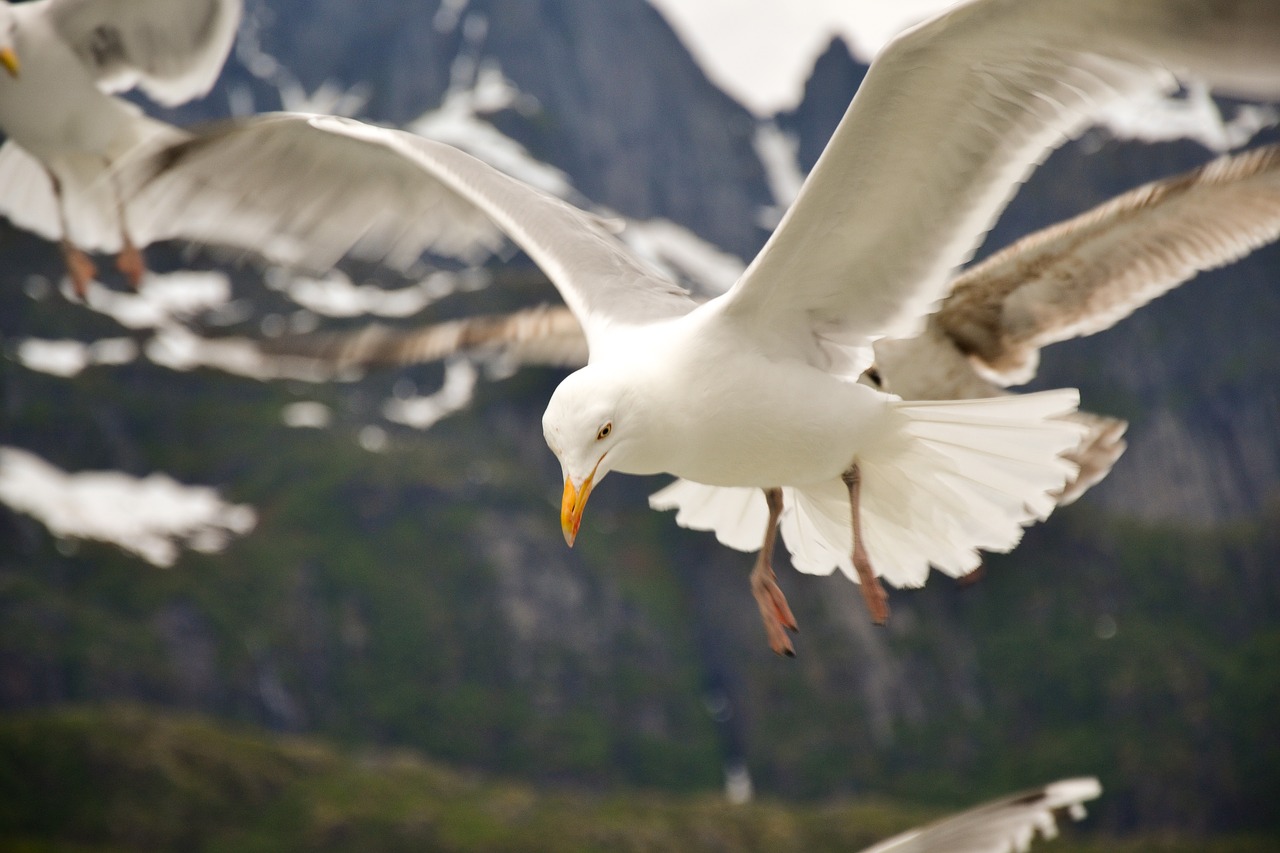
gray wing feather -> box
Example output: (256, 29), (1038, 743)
(47, 0), (241, 105)
(122, 114), (696, 353)
(723, 0), (1280, 360)
(859, 777), (1101, 853)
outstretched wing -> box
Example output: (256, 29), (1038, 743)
(872, 142), (1280, 503)
(260, 304), (589, 373)
(860, 777), (1101, 853)
(124, 114), (698, 352)
(937, 142), (1280, 385)
(47, 0), (242, 105)
(721, 0), (1280, 368)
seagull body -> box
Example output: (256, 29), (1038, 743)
(123, 0), (1280, 654)
(0, 0), (241, 293)
(551, 307), (895, 489)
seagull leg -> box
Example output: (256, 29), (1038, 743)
(114, 233), (146, 290)
(108, 162), (146, 290)
(842, 463), (889, 625)
(750, 487), (799, 656)
(59, 240), (96, 299)
(49, 172), (96, 299)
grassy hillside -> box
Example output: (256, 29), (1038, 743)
(2, 707), (1276, 853)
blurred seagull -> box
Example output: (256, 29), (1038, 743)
(255, 142), (1280, 507)
(858, 777), (1100, 853)
(0, 0), (241, 296)
(123, 0), (1280, 655)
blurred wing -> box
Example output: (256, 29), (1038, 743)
(47, 0), (242, 105)
(260, 305), (588, 372)
(124, 113), (696, 351)
(860, 777), (1102, 853)
(1057, 410), (1128, 505)
(722, 0), (1280, 362)
(937, 142), (1280, 384)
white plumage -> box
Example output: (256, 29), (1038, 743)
(859, 777), (1101, 853)
(120, 0), (1280, 653)
(0, 0), (241, 291)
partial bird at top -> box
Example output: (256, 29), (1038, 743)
(255, 142), (1280, 507)
(122, 0), (1280, 656)
(0, 0), (242, 296)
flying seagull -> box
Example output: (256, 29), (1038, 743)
(255, 142), (1280, 507)
(122, 0), (1280, 655)
(0, 0), (242, 296)
(858, 777), (1100, 853)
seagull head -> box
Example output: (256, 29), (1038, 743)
(0, 8), (18, 79)
(542, 365), (635, 547)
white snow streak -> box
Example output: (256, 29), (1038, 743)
(0, 446), (257, 567)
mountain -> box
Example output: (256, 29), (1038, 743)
(2, 0), (1278, 843)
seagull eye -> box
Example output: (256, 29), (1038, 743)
(596, 422), (612, 441)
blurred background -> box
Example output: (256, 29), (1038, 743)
(1, 0), (1278, 849)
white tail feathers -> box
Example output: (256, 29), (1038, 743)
(650, 389), (1085, 589)
(648, 480), (769, 552)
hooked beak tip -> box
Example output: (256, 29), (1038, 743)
(560, 473), (592, 548)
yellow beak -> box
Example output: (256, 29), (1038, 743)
(0, 47), (19, 78)
(560, 469), (595, 547)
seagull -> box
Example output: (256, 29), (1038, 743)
(858, 777), (1100, 853)
(0, 0), (242, 296)
(122, 0), (1280, 655)
(254, 142), (1280, 507)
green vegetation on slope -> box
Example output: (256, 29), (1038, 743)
(3, 706), (1276, 853)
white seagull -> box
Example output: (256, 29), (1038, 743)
(122, 0), (1280, 655)
(254, 142), (1280, 507)
(0, 0), (242, 296)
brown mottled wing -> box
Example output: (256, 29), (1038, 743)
(260, 305), (588, 372)
(939, 143), (1280, 385)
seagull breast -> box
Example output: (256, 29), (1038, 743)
(605, 311), (897, 489)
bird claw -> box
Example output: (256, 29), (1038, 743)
(858, 575), (890, 626)
(115, 241), (146, 290)
(751, 563), (799, 656)
(60, 241), (96, 300)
